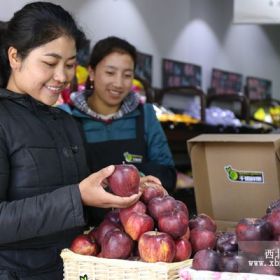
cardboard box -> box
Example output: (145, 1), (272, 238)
(187, 134), (280, 224)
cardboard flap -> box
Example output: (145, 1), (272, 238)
(188, 134), (280, 144)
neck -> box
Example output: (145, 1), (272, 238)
(87, 94), (120, 115)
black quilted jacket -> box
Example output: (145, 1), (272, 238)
(0, 89), (89, 274)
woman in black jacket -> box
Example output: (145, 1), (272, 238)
(0, 2), (156, 279)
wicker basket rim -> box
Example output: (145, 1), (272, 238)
(61, 249), (192, 270)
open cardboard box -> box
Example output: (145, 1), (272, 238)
(187, 134), (280, 231)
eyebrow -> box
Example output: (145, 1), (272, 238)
(44, 53), (76, 60)
(105, 65), (134, 72)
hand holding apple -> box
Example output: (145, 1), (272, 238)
(79, 165), (141, 208)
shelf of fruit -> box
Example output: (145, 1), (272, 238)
(64, 164), (280, 280)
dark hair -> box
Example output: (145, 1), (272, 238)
(0, 1), (87, 88)
(89, 36), (137, 69)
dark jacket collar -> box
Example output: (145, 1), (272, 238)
(0, 88), (62, 114)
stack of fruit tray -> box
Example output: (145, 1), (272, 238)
(61, 249), (192, 280)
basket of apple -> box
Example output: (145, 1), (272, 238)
(61, 164), (192, 280)
(179, 199), (280, 280)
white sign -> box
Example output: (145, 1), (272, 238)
(234, 0), (280, 24)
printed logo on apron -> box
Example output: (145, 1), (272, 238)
(123, 151), (143, 163)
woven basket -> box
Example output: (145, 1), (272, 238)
(61, 249), (192, 280)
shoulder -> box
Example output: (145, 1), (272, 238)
(142, 103), (157, 120)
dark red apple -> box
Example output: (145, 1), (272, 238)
(174, 239), (192, 262)
(147, 195), (176, 220)
(104, 208), (121, 225)
(216, 231), (238, 253)
(108, 164), (140, 197)
(189, 213), (217, 232)
(94, 219), (121, 245)
(218, 252), (250, 273)
(119, 200), (146, 225)
(100, 228), (133, 259)
(264, 208), (280, 237)
(122, 211), (154, 240)
(236, 218), (272, 254)
(190, 228), (216, 253)
(138, 231), (176, 263)
(192, 248), (220, 271)
(175, 200), (189, 218)
(70, 234), (99, 256)
(141, 185), (165, 204)
(157, 209), (189, 239)
(180, 227), (190, 241)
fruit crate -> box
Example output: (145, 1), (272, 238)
(61, 249), (192, 280)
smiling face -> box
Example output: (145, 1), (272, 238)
(7, 36), (77, 106)
(88, 51), (135, 115)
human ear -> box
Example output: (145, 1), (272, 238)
(88, 66), (95, 82)
(8, 46), (21, 70)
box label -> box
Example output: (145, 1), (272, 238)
(224, 165), (264, 183)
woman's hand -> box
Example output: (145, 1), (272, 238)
(79, 165), (142, 208)
(139, 175), (168, 195)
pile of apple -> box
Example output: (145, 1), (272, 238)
(70, 164), (192, 263)
(191, 199), (280, 276)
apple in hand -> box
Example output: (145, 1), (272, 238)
(70, 234), (99, 256)
(189, 213), (217, 232)
(235, 218), (272, 254)
(174, 239), (192, 262)
(122, 211), (154, 240)
(108, 164), (140, 197)
(141, 185), (165, 204)
(190, 228), (216, 253)
(148, 195), (176, 220)
(192, 248), (220, 271)
(158, 209), (189, 239)
(138, 231), (176, 263)
(100, 228), (133, 259)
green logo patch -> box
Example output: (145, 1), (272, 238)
(80, 275), (88, 280)
(224, 165), (264, 183)
(123, 152), (143, 163)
